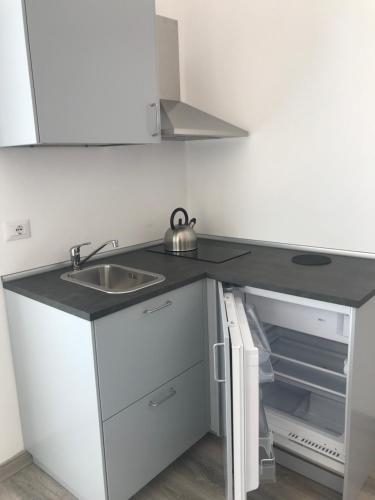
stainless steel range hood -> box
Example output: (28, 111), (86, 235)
(156, 16), (248, 141)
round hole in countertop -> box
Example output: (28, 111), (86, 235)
(292, 254), (332, 266)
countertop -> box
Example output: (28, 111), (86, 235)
(4, 238), (375, 320)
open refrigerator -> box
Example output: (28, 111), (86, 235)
(215, 282), (350, 499)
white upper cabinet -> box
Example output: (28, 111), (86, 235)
(0, 0), (160, 146)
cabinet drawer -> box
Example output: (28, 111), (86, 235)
(103, 362), (209, 500)
(94, 281), (205, 420)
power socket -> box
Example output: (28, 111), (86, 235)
(3, 220), (31, 241)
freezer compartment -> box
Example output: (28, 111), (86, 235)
(246, 291), (350, 343)
(262, 381), (345, 437)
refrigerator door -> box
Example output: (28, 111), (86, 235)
(216, 282), (234, 500)
(216, 283), (266, 499)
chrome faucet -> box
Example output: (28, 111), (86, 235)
(70, 240), (119, 271)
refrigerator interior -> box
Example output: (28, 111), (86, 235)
(245, 292), (349, 474)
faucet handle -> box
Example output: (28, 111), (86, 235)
(70, 242), (91, 271)
(69, 242), (91, 256)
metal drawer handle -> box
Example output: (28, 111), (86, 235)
(143, 300), (172, 315)
(149, 102), (159, 137)
(213, 343), (225, 383)
(149, 387), (176, 407)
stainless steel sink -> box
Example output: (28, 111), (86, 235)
(61, 264), (165, 294)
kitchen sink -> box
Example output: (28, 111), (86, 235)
(61, 264), (165, 294)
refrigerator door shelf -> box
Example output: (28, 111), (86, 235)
(259, 433), (276, 482)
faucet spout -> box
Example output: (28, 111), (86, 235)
(80, 240), (119, 267)
(70, 239), (119, 270)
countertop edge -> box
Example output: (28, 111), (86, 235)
(3, 270), (368, 320)
(4, 287), (92, 321)
(3, 273), (209, 321)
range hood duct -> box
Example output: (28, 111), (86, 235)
(156, 16), (248, 141)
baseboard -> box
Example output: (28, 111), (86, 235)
(0, 451), (33, 482)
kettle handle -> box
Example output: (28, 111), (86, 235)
(170, 208), (189, 230)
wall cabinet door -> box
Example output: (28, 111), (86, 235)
(24, 0), (160, 144)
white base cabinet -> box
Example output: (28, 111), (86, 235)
(4, 291), (107, 500)
(5, 280), (208, 500)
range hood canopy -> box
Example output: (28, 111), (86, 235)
(156, 16), (248, 141)
(160, 99), (248, 141)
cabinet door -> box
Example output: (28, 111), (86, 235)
(216, 283), (275, 499)
(24, 0), (160, 144)
(0, 0), (38, 147)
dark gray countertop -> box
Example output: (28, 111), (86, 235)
(4, 238), (375, 320)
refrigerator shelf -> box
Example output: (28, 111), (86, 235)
(271, 352), (346, 379)
(266, 325), (348, 375)
(273, 358), (346, 398)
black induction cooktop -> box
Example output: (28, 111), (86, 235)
(148, 241), (251, 263)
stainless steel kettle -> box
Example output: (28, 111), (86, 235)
(164, 208), (197, 252)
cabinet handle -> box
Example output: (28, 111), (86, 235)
(149, 387), (176, 407)
(143, 300), (172, 315)
(213, 343), (225, 383)
(149, 102), (159, 137)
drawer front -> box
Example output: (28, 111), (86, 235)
(248, 294), (349, 342)
(103, 362), (209, 500)
(94, 281), (205, 420)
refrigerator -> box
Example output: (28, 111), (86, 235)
(214, 282), (351, 499)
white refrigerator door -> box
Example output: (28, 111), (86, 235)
(216, 283), (260, 499)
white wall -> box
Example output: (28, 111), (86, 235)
(0, 143), (187, 464)
(178, 0), (375, 253)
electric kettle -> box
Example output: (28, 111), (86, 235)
(164, 208), (197, 252)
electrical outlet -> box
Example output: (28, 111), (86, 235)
(3, 220), (31, 241)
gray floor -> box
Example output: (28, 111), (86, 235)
(133, 434), (342, 500)
(0, 435), (374, 500)
(0, 464), (75, 500)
